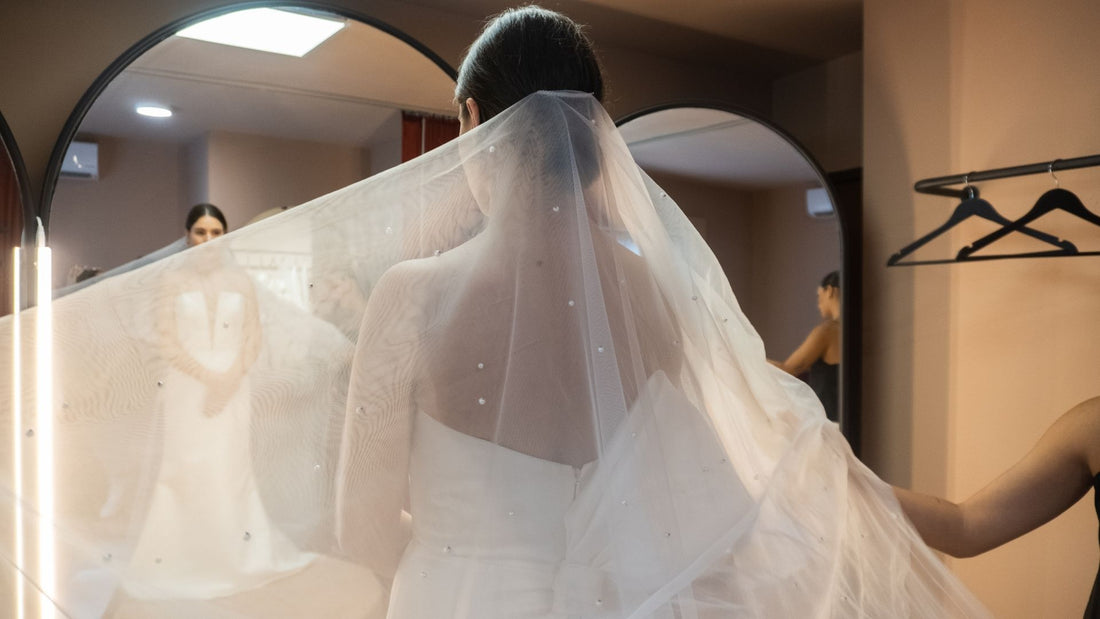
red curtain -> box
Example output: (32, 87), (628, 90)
(401, 112), (460, 163)
(0, 146), (22, 315)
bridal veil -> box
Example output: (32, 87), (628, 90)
(1, 91), (988, 618)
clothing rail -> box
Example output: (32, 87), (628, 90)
(889, 153), (1100, 266)
(914, 153), (1100, 199)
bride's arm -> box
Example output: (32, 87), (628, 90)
(335, 262), (425, 577)
(154, 270), (219, 384)
(894, 396), (1099, 557)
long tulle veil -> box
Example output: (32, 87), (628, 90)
(0, 91), (988, 618)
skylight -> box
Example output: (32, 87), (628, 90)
(175, 8), (345, 58)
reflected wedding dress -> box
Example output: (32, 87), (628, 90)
(124, 289), (312, 599)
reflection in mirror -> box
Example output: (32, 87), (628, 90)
(618, 107), (842, 422)
(48, 9), (457, 292)
(0, 116), (25, 315)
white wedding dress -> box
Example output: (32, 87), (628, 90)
(388, 410), (587, 618)
(387, 373), (754, 619)
(124, 289), (312, 599)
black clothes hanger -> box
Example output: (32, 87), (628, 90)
(957, 169), (1100, 260)
(899, 154), (1100, 266)
(888, 185), (1070, 266)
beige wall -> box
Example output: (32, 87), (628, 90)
(204, 131), (368, 227)
(182, 138), (209, 214)
(651, 172), (841, 364)
(364, 110), (403, 177)
(49, 136), (184, 287)
(648, 172), (754, 297)
(865, 0), (1100, 616)
(745, 186), (840, 360)
(773, 52), (863, 173)
(48, 132), (373, 284)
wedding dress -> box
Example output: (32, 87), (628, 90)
(388, 374), (749, 619)
(123, 288), (313, 599)
(1, 91), (990, 618)
(389, 410), (589, 619)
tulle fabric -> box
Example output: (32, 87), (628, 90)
(0, 91), (988, 618)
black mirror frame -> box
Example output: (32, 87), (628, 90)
(38, 0), (458, 233)
(614, 102), (863, 454)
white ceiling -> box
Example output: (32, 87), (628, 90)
(620, 108), (821, 190)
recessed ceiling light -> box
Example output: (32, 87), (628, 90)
(136, 105), (173, 118)
(175, 8), (345, 57)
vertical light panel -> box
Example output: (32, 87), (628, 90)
(10, 247), (23, 619)
(34, 221), (55, 619)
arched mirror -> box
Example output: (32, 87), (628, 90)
(0, 110), (30, 315)
(617, 105), (859, 442)
(43, 5), (457, 292)
(19, 8), (459, 616)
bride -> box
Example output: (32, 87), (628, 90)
(334, 6), (990, 618)
(2, 6), (989, 618)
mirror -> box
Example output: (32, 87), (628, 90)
(0, 110), (28, 315)
(45, 7), (457, 292)
(617, 106), (849, 429)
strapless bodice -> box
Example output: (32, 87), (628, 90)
(407, 412), (589, 564)
(387, 412), (597, 618)
(386, 372), (753, 619)
(175, 290), (245, 371)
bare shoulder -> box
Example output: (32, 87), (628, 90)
(372, 256), (443, 295)
(364, 257), (447, 325)
(808, 319), (837, 341)
(1059, 396), (1100, 437)
(1059, 396), (1100, 475)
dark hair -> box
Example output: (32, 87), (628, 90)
(820, 270), (840, 290)
(185, 203), (227, 232)
(455, 6), (604, 123)
(74, 266), (102, 283)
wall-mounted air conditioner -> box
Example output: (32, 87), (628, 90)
(60, 141), (99, 180)
(806, 186), (834, 218)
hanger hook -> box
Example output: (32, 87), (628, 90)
(962, 172), (976, 199)
(1048, 160), (1061, 187)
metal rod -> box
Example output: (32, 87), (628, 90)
(914, 153), (1100, 196)
(890, 250), (1100, 267)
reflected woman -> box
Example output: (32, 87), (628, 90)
(185, 202), (227, 246)
(57, 204), (226, 296)
(769, 270), (841, 421)
(121, 202), (313, 601)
